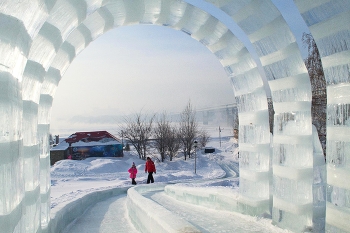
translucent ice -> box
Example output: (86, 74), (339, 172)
(128, 185), (200, 232)
(0, 0), (349, 232)
(272, 125), (326, 232)
(294, 1), (350, 231)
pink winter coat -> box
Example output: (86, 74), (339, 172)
(128, 166), (138, 179)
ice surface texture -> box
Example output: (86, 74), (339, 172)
(127, 184), (201, 232)
(294, 1), (350, 232)
(0, 0), (349, 232)
(50, 187), (128, 233)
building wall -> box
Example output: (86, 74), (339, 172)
(50, 150), (67, 165)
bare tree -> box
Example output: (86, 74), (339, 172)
(302, 33), (326, 91)
(167, 126), (181, 161)
(198, 129), (210, 148)
(302, 33), (327, 157)
(179, 101), (198, 160)
(119, 112), (155, 160)
(154, 113), (182, 162)
(153, 113), (171, 162)
(232, 109), (240, 138)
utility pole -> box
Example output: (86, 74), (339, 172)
(219, 126), (221, 147)
(194, 140), (198, 174)
(121, 130), (124, 147)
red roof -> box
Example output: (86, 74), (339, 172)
(65, 131), (119, 144)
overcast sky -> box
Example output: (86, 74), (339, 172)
(50, 0), (309, 135)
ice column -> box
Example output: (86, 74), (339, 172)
(21, 62), (44, 233)
(39, 0), (116, 186)
(312, 125), (326, 233)
(207, 0), (315, 229)
(37, 94), (52, 231)
(21, 8), (64, 230)
(294, 1), (350, 232)
(37, 1), (157, 226)
(210, 31), (271, 216)
(0, 74), (24, 233)
(164, 1), (271, 215)
(203, 7), (271, 217)
(34, 0), (90, 230)
(235, 1), (312, 231)
(36, 0), (119, 229)
(0, 0), (50, 231)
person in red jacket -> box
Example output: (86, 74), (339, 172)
(145, 157), (156, 184)
(128, 162), (138, 185)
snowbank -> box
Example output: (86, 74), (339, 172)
(50, 134), (238, 232)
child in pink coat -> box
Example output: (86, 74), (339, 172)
(128, 162), (138, 185)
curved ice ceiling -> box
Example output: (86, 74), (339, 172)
(0, 0), (349, 232)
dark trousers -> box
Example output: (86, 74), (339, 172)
(132, 178), (136, 185)
(147, 172), (154, 184)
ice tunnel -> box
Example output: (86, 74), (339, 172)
(0, 0), (349, 232)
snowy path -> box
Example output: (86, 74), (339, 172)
(62, 187), (289, 233)
(60, 160), (250, 233)
(62, 194), (138, 233)
(144, 190), (287, 233)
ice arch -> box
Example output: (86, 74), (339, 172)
(0, 0), (349, 232)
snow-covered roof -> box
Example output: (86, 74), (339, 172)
(51, 131), (121, 151)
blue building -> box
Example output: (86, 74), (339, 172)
(50, 131), (123, 165)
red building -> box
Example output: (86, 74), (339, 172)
(50, 131), (123, 165)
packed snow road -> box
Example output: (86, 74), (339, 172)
(54, 133), (257, 232)
(61, 160), (272, 233)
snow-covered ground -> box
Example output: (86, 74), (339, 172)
(50, 127), (237, 208)
(50, 127), (290, 232)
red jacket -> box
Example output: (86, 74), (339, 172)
(145, 160), (156, 173)
(128, 167), (137, 179)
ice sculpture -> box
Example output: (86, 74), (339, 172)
(207, 3), (315, 232)
(271, 125), (326, 232)
(294, 1), (350, 232)
(0, 0), (349, 232)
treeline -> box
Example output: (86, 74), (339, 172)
(118, 102), (210, 162)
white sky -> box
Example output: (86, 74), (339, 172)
(50, 0), (309, 135)
(51, 25), (233, 119)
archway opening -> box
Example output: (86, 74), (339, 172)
(51, 24), (235, 136)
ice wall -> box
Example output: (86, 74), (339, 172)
(312, 125), (326, 233)
(0, 0), (348, 232)
(271, 125), (326, 232)
(206, 1), (312, 226)
(0, 1), (51, 232)
(294, 1), (350, 232)
(199, 0), (272, 216)
(165, 184), (240, 213)
(50, 187), (128, 233)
